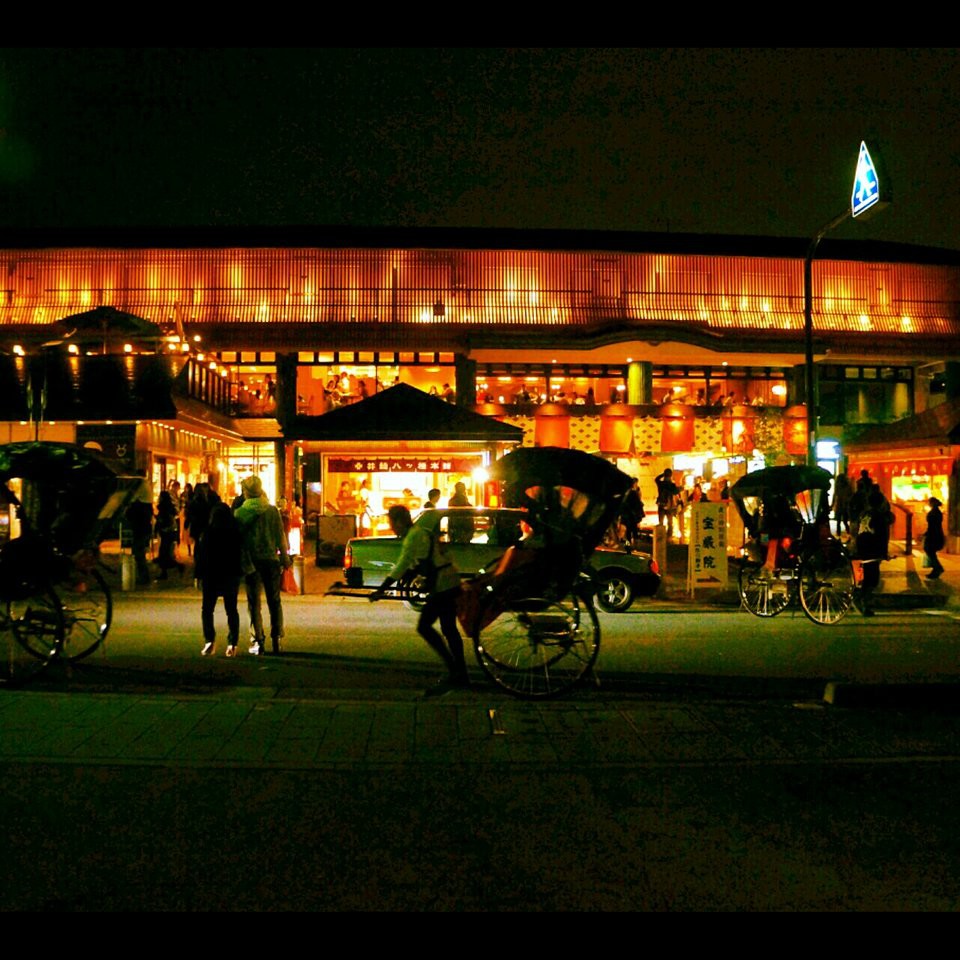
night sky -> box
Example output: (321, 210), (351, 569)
(1, 47), (959, 250)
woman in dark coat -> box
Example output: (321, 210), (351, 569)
(185, 482), (221, 583)
(923, 497), (946, 580)
(197, 502), (244, 657)
(855, 485), (894, 616)
(155, 490), (184, 579)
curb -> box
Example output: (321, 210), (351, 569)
(824, 680), (960, 710)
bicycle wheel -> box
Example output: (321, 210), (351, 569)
(2, 586), (65, 687)
(58, 567), (112, 660)
(473, 592), (600, 699)
(798, 547), (855, 625)
(737, 560), (792, 617)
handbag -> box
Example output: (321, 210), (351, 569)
(921, 553), (931, 569)
(281, 564), (298, 595)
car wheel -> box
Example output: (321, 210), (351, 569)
(594, 572), (634, 612)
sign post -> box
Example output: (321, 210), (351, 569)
(686, 502), (728, 597)
(804, 141), (889, 465)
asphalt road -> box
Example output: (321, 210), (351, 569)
(52, 591), (960, 700)
(4, 591), (960, 912)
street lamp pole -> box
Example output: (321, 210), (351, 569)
(804, 208), (851, 466)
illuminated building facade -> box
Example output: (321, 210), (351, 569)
(1, 227), (957, 545)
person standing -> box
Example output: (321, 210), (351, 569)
(198, 503), (244, 657)
(922, 497), (946, 580)
(369, 505), (470, 695)
(831, 472), (854, 536)
(155, 489), (184, 579)
(124, 481), (155, 587)
(618, 479), (645, 547)
(423, 488), (441, 510)
(655, 468), (681, 540)
(234, 475), (291, 655)
(167, 479), (183, 558)
(181, 483), (194, 555)
(358, 479), (380, 535)
(186, 482), (220, 585)
(447, 481), (474, 543)
(855, 484), (894, 616)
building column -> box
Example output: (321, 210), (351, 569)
(455, 354), (476, 407)
(627, 361), (652, 405)
(274, 352), (298, 427)
(789, 364), (808, 406)
(945, 361), (960, 401)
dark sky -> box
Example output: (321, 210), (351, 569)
(2, 47), (958, 249)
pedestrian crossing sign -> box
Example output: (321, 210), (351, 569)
(851, 141), (881, 218)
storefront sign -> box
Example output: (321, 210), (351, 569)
(328, 457), (479, 474)
(75, 423), (138, 472)
(686, 502), (728, 594)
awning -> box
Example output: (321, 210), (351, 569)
(843, 397), (960, 452)
(289, 383), (523, 443)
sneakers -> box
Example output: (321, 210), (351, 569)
(249, 641), (263, 656)
(201, 641), (215, 657)
(225, 645), (238, 658)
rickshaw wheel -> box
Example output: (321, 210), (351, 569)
(58, 567), (112, 660)
(737, 561), (792, 617)
(2, 585), (65, 686)
(473, 592), (600, 699)
(797, 547), (855, 625)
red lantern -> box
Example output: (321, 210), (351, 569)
(722, 404), (757, 453)
(534, 403), (570, 448)
(599, 404), (634, 454)
(782, 405), (808, 456)
(474, 402), (508, 420)
(660, 402), (695, 453)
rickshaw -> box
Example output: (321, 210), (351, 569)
(731, 464), (856, 625)
(0, 441), (141, 686)
(460, 446), (634, 698)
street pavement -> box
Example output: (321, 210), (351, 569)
(2, 541), (959, 911)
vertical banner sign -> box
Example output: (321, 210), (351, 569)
(686, 502), (728, 596)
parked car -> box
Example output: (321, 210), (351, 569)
(342, 506), (660, 612)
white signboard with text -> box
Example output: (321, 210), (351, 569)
(686, 502), (728, 595)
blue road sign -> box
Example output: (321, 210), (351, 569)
(851, 141), (880, 218)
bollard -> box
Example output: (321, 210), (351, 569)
(121, 554), (136, 592)
(292, 554), (306, 595)
(653, 523), (667, 575)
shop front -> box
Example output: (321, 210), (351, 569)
(289, 383), (523, 538)
(845, 398), (960, 550)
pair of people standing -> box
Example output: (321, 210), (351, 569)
(198, 475), (291, 657)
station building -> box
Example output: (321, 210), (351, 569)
(1, 226), (957, 548)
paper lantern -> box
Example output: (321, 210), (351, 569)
(782, 405), (808, 456)
(474, 402), (508, 420)
(534, 402), (570, 448)
(660, 402), (695, 452)
(722, 404), (758, 453)
(598, 404), (634, 454)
